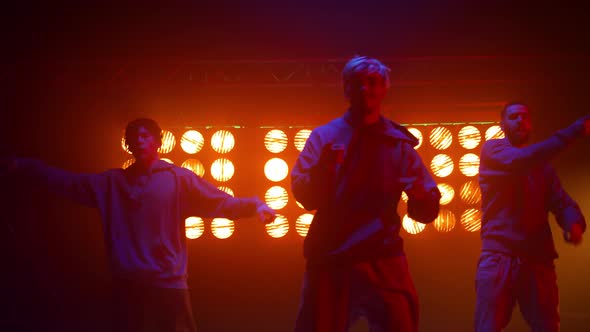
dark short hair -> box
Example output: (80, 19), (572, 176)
(501, 102), (527, 119)
(124, 118), (162, 147)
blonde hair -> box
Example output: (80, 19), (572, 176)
(342, 55), (391, 96)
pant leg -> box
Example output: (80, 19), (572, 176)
(356, 255), (419, 332)
(474, 252), (518, 332)
(112, 280), (144, 332)
(517, 261), (559, 332)
(294, 266), (352, 332)
(111, 280), (197, 332)
(148, 287), (198, 332)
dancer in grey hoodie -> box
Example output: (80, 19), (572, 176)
(4, 118), (276, 332)
(475, 103), (589, 332)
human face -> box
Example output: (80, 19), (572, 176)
(501, 104), (532, 146)
(346, 70), (388, 115)
(127, 126), (160, 163)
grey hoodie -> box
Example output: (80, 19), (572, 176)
(18, 159), (260, 288)
(479, 124), (587, 261)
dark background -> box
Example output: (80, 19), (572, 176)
(2, 1), (590, 331)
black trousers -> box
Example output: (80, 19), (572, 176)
(112, 279), (197, 332)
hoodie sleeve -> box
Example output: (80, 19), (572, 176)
(546, 166), (586, 233)
(399, 143), (441, 223)
(480, 122), (585, 175)
(182, 172), (260, 219)
(16, 158), (109, 208)
(291, 129), (337, 211)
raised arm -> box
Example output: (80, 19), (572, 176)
(481, 115), (589, 175)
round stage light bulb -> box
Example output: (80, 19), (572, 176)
(459, 153), (480, 177)
(461, 209), (482, 232)
(265, 214), (289, 238)
(296, 213), (314, 237)
(264, 129), (288, 153)
(407, 127), (423, 149)
(458, 125), (482, 149)
(294, 129), (312, 152)
(181, 159), (205, 177)
(158, 130), (176, 154)
(429, 126), (453, 150)
(265, 186), (289, 210)
(211, 158), (235, 182)
(431, 154), (454, 178)
(181, 130), (205, 154)
(211, 218), (235, 239)
(211, 130), (235, 154)
(402, 214), (426, 235)
(185, 217), (204, 239)
(264, 158), (289, 182)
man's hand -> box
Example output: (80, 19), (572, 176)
(564, 223), (583, 245)
(572, 114), (590, 137)
(256, 200), (276, 224)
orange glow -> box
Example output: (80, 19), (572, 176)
(264, 129), (288, 153)
(461, 209), (482, 232)
(458, 125), (482, 149)
(401, 191), (408, 203)
(433, 209), (456, 232)
(430, 154), (454, 177)
(402, 214), (426, 234)
(158, 130), (176, 154)
(160, 158), (173, 164)
(217, 186), (234, 197)
(459, 153), (480, 177)
(211, 158), (235, 182)
(181, 159), (205, 177)
(211, 130), (235, 154)
(429, 126), (453, 150)
(294, 129), (312, 152)
(296, 213), (314, 237)
(407, 127), (423, 149)
(485, 125), (505, 140)
(211, 218), (235, 239)
(180, 130), (205, 154)
(460, 180), (481, 204)
(264, 158), (289, 182)
(121, 136), (132, 154)
(265, 214), (289, 238)
(122, 158), (134, 169)
(185, 217), (204, 239)
(438, 183), (455, 205)
(264, 186), (289, 210)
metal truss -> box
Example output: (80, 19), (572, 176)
(169, 55), (569, 87)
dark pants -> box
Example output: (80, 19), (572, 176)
(474, 251), (559, 332)
(112, 279), (197, 332)
(294, 255), (419, 332)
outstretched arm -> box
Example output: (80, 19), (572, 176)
(183, 173), (276, 224)
(481, 115), (590, 175)
(4, 158), (108, 208)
